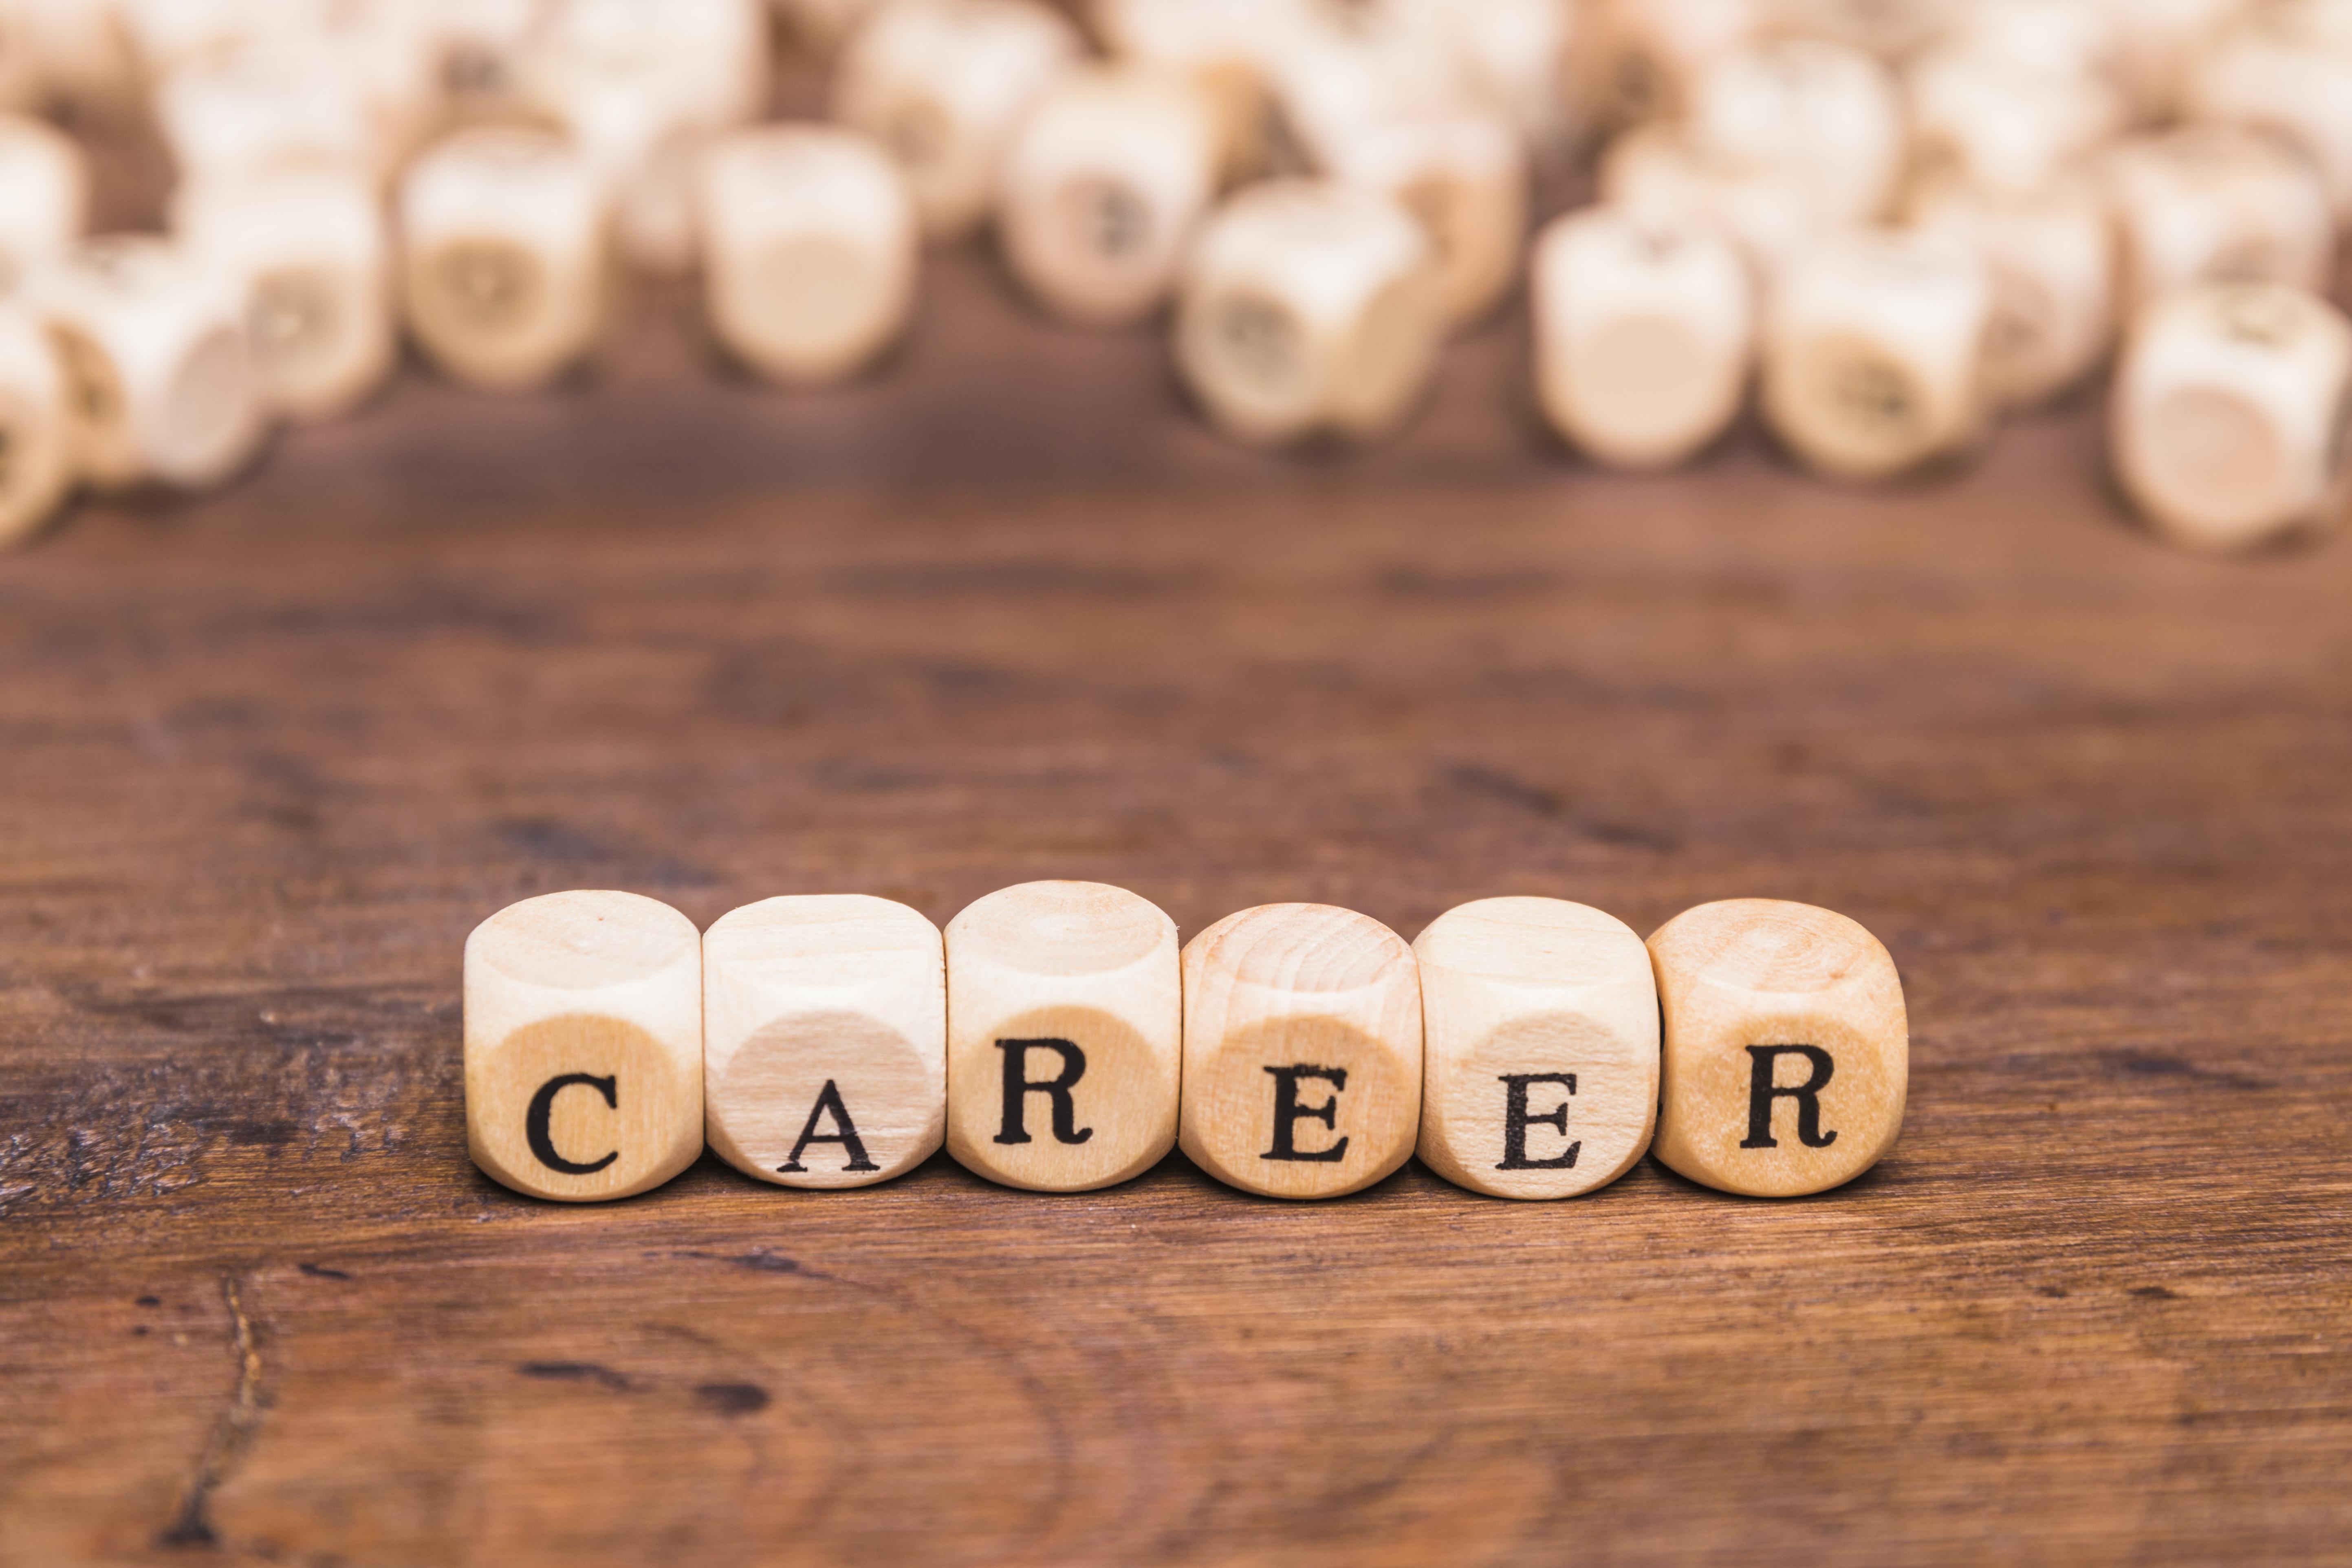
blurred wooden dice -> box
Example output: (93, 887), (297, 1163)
(2112, 281), (2352, 553)
(698, 123), (919, 384)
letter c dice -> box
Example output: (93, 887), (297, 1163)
(464, 890), (704, 1202)
(1648, 899), (1907, 1197)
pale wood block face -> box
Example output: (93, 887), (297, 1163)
(1598, 123), (1824, 286)
(944, 881), (1181, 1191)
(1906, 174), (2114, 411)
(175, 166), (394, 424)
(0, 116), (86, 295)
(1580, 0), (1768, 130)
(1533, 205), (1752, 470)
(0, 303), (72, 549)
(1174, 179), (1443, 446)
(464, 890), (704, 1202)
(1761, 230), (1991, 481)
(997, 67), (1222, 328)
(2111, 281), (2352, 553)
(2102, 127), (2334, 320)
(1648, 899), (1907, 1197)
(2187, 6), (2352, 220)
(832, 0), (1081, 240)
(397, 126), (608, 392)
(1415, 898), (1658, 1200)
(29, 234), (263, 491)
(699, 124), (919, 385)
(154, 37), (385, 189)
(1327, 109), (1526, 330)
(704, 895), (945, 1189)
(1685, 38), (1903, 223)
(1905, 45), (2125, 200)
(1180, 903), (1422, 1200)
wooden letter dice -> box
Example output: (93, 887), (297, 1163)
(1326, 108), (1528, 331)
(1532, 205), (1752, 470)
(1648, 899), (1907, 1197)
(1416, 898), (1658, 1200)
(175, 165), (394, 423)
(2102, 126), (2334, 320)
(398, 126), (608, 392)
(704, 895), (945, 1189)
(0, 115), (86, 295)
(30, 235), (264, 491)
(1179, 903), (1422, 1200)
(996, 66), (1222, 328)
(698, 124), (919, 385)
(1761, 230), (1991, 481)
(0, 303), (73, 549)
(464, 890), (704, 1202)
(1905, 173), (2114, 412)
(943, 881), (1180, 1191)
(832, 0), (1081, 241)
(2110, 281), (2352, 553)
(1685, 38), (1903, 223)
(1174, 179), (1443, 446)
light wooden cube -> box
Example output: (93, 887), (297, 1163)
(0, 302), (73, 549)
(943, 881), (1181, 1192)
(1648, 898), (1907, 1198)
(174, 166), (394, 424)
(1179, 903), (1422, 1200)
(1266, 19), (1466, 177)
(1598, 123), (1823, 286)
(1905, 45), (2125, 200)
(0, 115), (85, 295)
(1760, 229), (1991, 482)
(1443, 0), (1582, 148)
(154, 37), (385, 189)
(1580, 0), (1767, 130)
(1685, 37), (1903, 223)
(1906, 172), (2114, 412)
(2102, 126), (2334, 321)
(2186, 3), (2352, 222)
(1532, 205), (1752, 470)
(832, 0), (1081, 241)
(29, 235), (264, 491)
(1415, 897), (1658, 1201)
(1090, 0), (1283, 181)
(698, 123), (918, 385)
(704, 895), (945, 1189)
(997, 66), (1222, 328)
(2111, 280), (2352, 553)
(1325, 107), (1526, 330)
(517, 0), (770, 275)
(398, 126), (608, 392)
(117, 0), (316, 76)
(464, 889), (704, 1202)
(1173, 178), (1443, 446)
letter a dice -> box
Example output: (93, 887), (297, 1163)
(1415, 897), (1658, 1200)
(464, 890), (704, 1201)
(704, 895), (946, 1189)
(1180, 903), (1422, 1200)
(1647, 899), (1907, 1197)
(943, 881), (1180, 1191)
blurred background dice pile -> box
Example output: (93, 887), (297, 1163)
(0, 0), (2347, 555)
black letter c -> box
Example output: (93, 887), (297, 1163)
(525, 1072), (619, 1174)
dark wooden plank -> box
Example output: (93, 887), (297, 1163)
(3, 233), (2350, 1567)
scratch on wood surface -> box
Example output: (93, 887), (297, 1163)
(156, 1276), (265, 1550)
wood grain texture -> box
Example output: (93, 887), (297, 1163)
(3, 202), (2352, 1564)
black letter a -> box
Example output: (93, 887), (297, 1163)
(778, 1079), (880, 1173)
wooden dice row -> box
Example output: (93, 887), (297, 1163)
(465, 883), (1909, 1205)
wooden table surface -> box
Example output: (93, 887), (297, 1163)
(4, 231), (2351, 1568)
